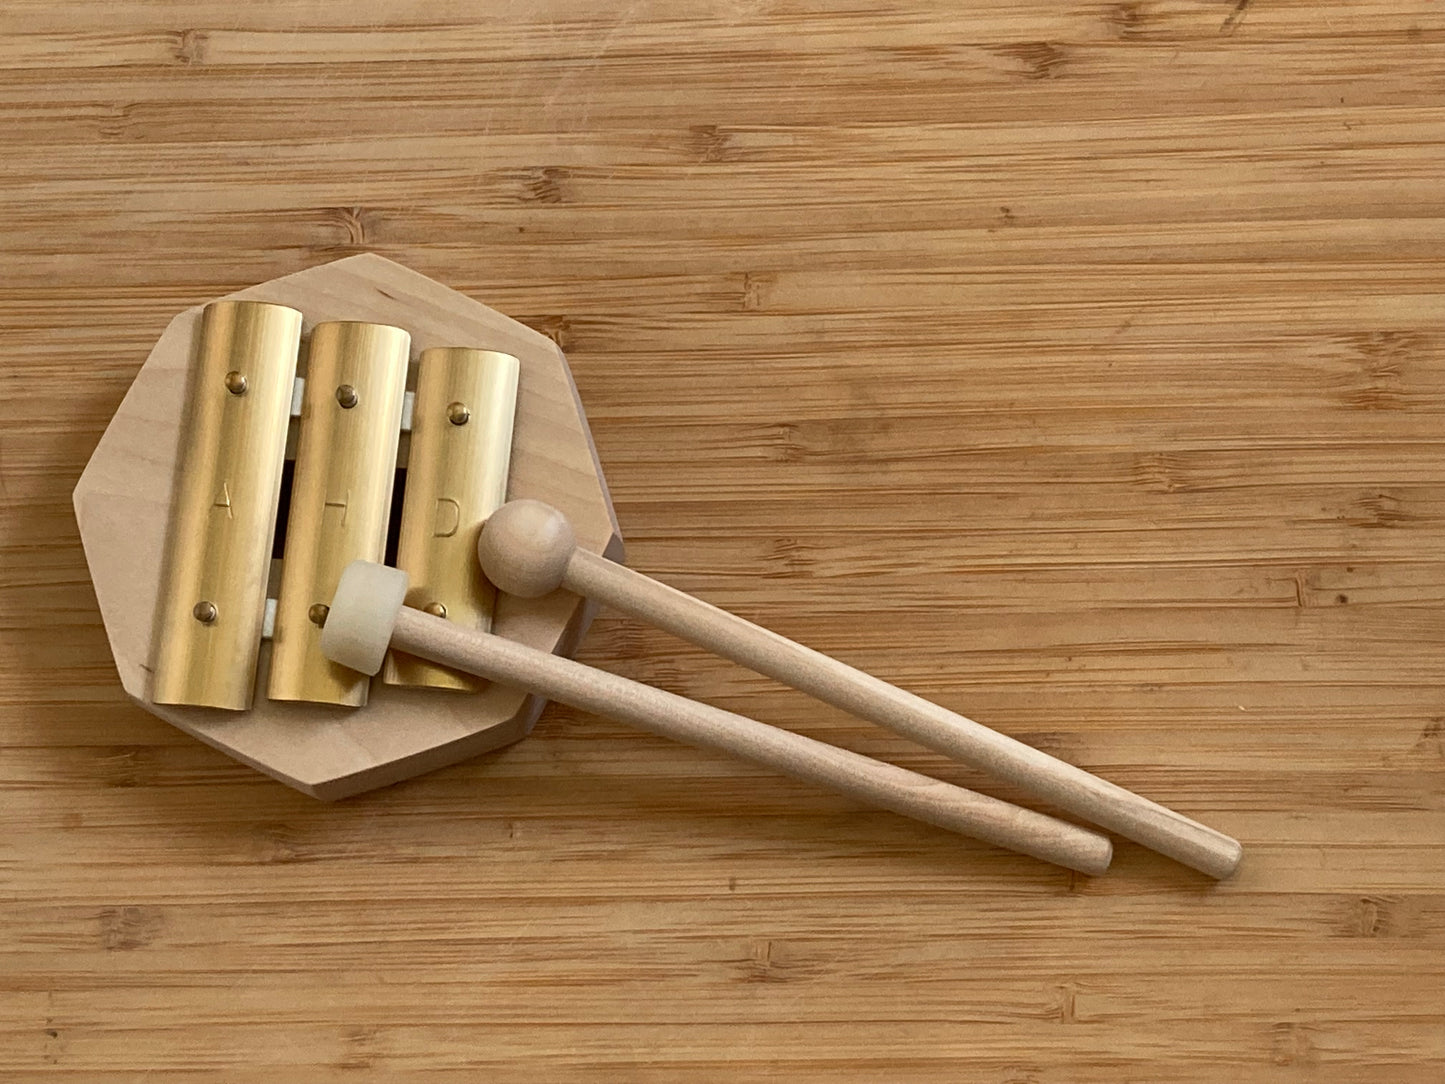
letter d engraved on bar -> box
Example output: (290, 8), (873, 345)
(384, 348), (520, 691)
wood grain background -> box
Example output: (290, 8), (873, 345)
(3, 1), (1444, 1080)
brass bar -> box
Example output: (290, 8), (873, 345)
(268, 321), (410, 706)
(152, 300), (303, 710)
(383, 348), (520, 690)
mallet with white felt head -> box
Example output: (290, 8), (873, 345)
(321, 560), (1113, 875)
(476, 500), (1242, 880)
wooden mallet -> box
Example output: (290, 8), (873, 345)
(321, 559), (1114, 874)
(472, 500), (1243, 879)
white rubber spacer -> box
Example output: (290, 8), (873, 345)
(320, 561), (410, 676)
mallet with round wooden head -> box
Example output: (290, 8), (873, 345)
(475, 500), (1243, 880)
(321, 560), (1113, 875)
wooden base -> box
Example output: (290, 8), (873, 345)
(72, 254), (622, 799)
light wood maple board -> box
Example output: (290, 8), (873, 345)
(2, 1), (1444, 1081)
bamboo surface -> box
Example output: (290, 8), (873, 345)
(3, 0), (1445, 1080)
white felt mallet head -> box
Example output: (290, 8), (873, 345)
(320, 561), (410, 676)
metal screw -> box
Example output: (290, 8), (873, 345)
(423, 601), (448, 618)
(308, 603), (330, 627)
(224, 371), (248, 396)
(192, 601), (218, 624)
(335, 385), (358, 409)
(446, 401), (471, 426)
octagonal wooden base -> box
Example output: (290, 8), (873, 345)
(73, 254), (622, 799)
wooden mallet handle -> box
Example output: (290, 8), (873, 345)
(322, 561), (1113, 875)
(477, 500), (1242, 880)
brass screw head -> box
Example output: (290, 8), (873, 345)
(224, 371), (248, 395)
(308, 603), (330, 627)
(422, 601), (448, 618)
(192, 600), (218, 624)
(335, 385), (359, 409)
(446, 401), (471, 426)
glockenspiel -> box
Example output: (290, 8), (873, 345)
(75, 254), (623, 799)
(75, 253), (1241, 879)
